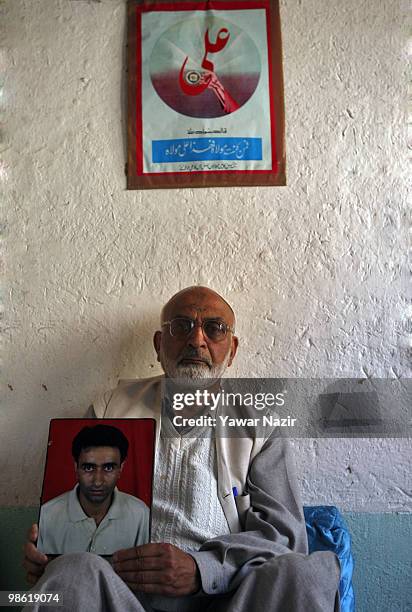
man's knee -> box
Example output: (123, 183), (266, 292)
(44, 552), (112, 578)
(260, 551), (340, 588)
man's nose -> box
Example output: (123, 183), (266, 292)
(93, 470), (104, 486)
(187, 321), (207, 347)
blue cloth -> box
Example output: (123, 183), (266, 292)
(304, 506), (355, 612)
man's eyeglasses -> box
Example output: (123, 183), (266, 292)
(162, 318), (235, 342)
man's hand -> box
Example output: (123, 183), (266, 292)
(22, 524), (48, 585)
(112, 543), (200, 597)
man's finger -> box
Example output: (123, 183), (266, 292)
(23, 541), (48, 566)
(22, 558), (45, 575)
(112, 543), (166, 563)
(26, 573), (40, 586)
(115, 570), (168, 585)
(113, 557), (162, 573)
(28, 523), (38, 543)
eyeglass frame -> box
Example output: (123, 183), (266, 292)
(161, 317), (235, 342)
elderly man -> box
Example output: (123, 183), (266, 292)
(24, 286), (340, 611)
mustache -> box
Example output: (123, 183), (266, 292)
(178, 349), (212, 367)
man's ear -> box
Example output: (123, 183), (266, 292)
(227, 335), (239, 368)
(153, 331), (162, 363)
(119, 461), (125, 474)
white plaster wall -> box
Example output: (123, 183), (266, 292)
(1, 0), (410, 509)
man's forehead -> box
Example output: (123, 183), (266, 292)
(162, 288), (235, 323)
(78, 446), (121, 461)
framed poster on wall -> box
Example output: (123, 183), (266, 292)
(127, 0), (285, 189)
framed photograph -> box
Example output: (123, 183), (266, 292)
(37, 419), (155, 557)
(127, 0), (285, 189)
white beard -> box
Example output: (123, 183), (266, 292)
(161, 351), (231, 382)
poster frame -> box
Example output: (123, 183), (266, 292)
(127, 0), (286, 189)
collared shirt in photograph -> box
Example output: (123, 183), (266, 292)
(38, 485), (150, 555)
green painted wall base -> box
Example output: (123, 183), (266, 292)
(0, 508), (38, 591)
(344, 512), (411, 612)
(0, 508), (411, 611)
